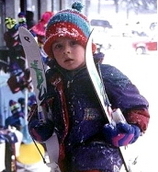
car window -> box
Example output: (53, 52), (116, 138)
(90, 19), (112, 28)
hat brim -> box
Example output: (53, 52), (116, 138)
(43, 35), (96, 58)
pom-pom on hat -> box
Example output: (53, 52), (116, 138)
(43, 2), (96, 58)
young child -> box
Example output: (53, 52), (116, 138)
(28, 2), (150, 172)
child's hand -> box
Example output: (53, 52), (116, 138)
(28, 96), (54, 142)
(28, 119), (54, 142)
(103, 122), (141, 147)
(28, 104), (38, 122)
(28, 96), (53, 122)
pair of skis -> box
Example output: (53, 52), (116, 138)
(19, 27), (131, 172)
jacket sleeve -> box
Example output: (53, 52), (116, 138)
(125, 108), (150, 132)
(101, 64), (150, 132)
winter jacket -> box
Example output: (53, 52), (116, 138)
(28, 62), (150, 172)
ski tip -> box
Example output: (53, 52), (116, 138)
(18, 26), (37, 47)
(18, 26), (30, 38)
(86, 29), (95, 49)
(85, 29), (95, 60)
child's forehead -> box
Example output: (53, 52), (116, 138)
(53, 37), (76, 44)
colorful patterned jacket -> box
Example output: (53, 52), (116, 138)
(28, 62), (150, 172)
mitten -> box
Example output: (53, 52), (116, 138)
(28, 97), (54, 142)
(103, 122), (141, 147)
(28, 119), (54, 142)
(27, 95), (53, 122)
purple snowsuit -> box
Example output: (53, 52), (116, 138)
(29, 62), (149, 172)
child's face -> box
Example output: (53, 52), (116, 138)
(51, 38), (85, 70)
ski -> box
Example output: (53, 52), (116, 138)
(18, 27), (61, 172)
(85, 30), (130, 172)
(18, 27), (47, 114)
(85, 30), (112, 123)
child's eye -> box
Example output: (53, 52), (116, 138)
(53, 43), (63, 50)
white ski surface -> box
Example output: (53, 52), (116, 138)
(18, 27), (47, 110)
(85, 30), (131, 172)
(85, 30), (112, 123)
(18, 27), (60, 171)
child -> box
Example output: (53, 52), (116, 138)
(28, 2), (150, 172)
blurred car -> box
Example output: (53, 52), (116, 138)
(90, 19), (112, 29)
(132, 37), (157, 54)
(90, 19), (113, 50)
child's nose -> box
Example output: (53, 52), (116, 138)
(64, 44), (71, 54)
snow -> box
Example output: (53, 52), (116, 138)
(103, 52), (158, 172)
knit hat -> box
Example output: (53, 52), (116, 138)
(43, 2), (96, 58)
(9, 100), (21, 115)
(5, 17), (17, 29)
(31, 11), (54, 37)
(18, 12), (26, 18)
(18, 12), (27, 25)
(41, 11), (54, 23)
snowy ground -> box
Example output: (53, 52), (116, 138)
(103, 51), (158, 172)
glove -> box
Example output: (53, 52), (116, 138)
(28, 95), (53, 122)
(103, 122), (141, 147)
(28, 119), (54, 142)
(28, 97), (54, 142)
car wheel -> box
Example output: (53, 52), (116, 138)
(136, 47), (146, 55)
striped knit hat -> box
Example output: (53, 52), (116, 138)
(43, 2), (96, 58)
